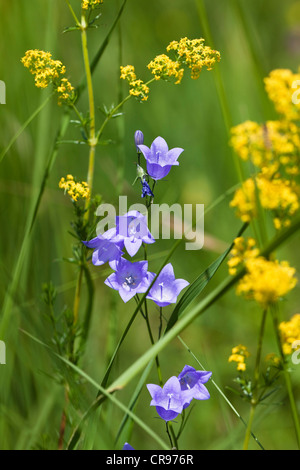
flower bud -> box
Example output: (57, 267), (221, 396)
(136, 164), (146, 179)
(134, 130), (144, 152)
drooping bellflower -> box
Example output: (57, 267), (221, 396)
(116, 210), (155, 257)
(82, 228), (124, 268)
(147, 376), (184, 422)
(138, 136), (184, 180)
(178, 365), (212, 408)
(146, 263), (189, 307)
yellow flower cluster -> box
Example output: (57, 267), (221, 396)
(230, 67), (300, 230)
(227, 236), (259, 275)
(228, 345), (250, 371)
(167, 37), (221, 80)
(230, 172), (300, 229)
(59, 175), (90, 202)
(147, 37), (220, 83)
(147, 54), (184, 85)
(230, 120), (300, 176)
(21, 50), (74, 105)
(264, 69), (300, 121)
(120, 65), (149, 102)
(82, 0), (103, 9)
(236, 257), (297, 307)
(279, 313), (300, 356)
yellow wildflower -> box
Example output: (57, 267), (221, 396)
(230, 119), (300, 175)
(230, 173), (300, 229)
(147, 54), (184, 84)
(228, 236), (259, 275)
(21, 49), (74, 105)
(59, 174), (90, 202)
(166, 37), (220, 80)
(82, 0), (103, 9)
(120, 65), (149, 102)
(228, 345), (250, 371)
(264, 68), (300, 121)
(236, 257), (297, 307)
(279, 313), (300, 356)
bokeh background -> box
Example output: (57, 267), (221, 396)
(0, 0), (299, 450)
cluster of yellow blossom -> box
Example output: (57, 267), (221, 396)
(230, 120), (300, 176)
(147, 54), (184, 85)
(166, 37), (221, 80)
(120, 65), (149, 102)
(228, 345), (250, 371)
(82, 0), (103, 9)
(228, 236), (297, 306)
(230, 67), (300, 231)
(21, 50), (74, 105)
(230, 172), (300, 229)
(59, 175), (90, 202)
(236, 257), (297, 307)
(279, 313), (300, 356)
(147, 37), (220, 84)
(227, 236), (259, 275)
(264, 69), (300, 121)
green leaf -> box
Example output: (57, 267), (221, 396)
(165, 222), (249, 333)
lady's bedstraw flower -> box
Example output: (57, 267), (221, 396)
(148, 38), (220, 83)
(21, 50), (74, 105)
(146, 263), (189, 307)
(82, 228), (124, 268)
(279, 313), (300, 356)
(227, 237), (259, 276)
(166, 37), (221, 80)
(59, 175), (90, 201)
(138, 136), (184, 181)
(228, 345), (250, 372)
(116, 210), (155, 257)
(230, 173), (300, 229)
(82, 0), (103, 9)
(147, 54), (184, 84)
(236, 257), (297, 307)
(120, 65), (149, 102)
(104, 258), (153, 303)
(264, 68), (300, 121)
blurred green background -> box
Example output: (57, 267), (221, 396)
(0, 0), (299, 450)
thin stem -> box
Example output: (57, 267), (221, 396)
(271, 305), (300, 448)
(243, 308), (268, 450)
(65, 0), (81, 27)
(81, 13), (97, 204)
(166, 422), (174, 448)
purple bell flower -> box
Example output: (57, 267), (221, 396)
(178, 365), (212, 409)
(146, 263), (189, 307)
(82, 228), (124, 268)
(138, 136), (184, 181)
(147, 376), (184, 422)
(116, 210), (155, 257)
(123, 442), (135, 450)
(104, 257), (153, 303)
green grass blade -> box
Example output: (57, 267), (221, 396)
(165, 222), (249, 332)
(20, 329), (169, 450)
